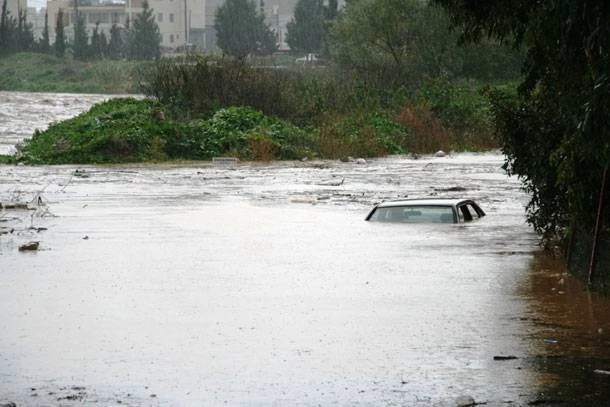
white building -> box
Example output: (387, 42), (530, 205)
(33, 0), (343, 53)
(45, 0), (204, 50)
(4, 0), (28, 18)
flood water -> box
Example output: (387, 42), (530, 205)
(1, 91), (610, 406)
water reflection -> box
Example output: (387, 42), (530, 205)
(522, 254), (610, 405)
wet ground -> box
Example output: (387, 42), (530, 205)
(1, 92), (610, 406)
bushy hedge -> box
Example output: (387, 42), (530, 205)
(15, 97), (414, 164)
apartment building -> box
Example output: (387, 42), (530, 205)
(4, 0), (28, 18)
(46, 0), (141, 45)
(45, 0), (204, 50)
(34, 0), (343, 53)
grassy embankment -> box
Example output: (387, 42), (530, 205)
(0, 52), (145, 94)
(2, 53), (508, 164)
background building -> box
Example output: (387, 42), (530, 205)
(5, 0), (28, 18)
(31, 0), (343, 53)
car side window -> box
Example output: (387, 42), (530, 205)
(458, 204), (482, 222)
(467, 204), (481, 219)
(459, 205), (473, 222)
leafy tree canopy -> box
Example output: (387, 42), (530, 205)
(73, 13), (88, 60)
(329, 0), (522, 89)
(286, 0), (325, 54)
(54, 8), (66, 57)
(129, 0), (161, 60)
(215, 0), (277, 59)
(434, 0), (610, 240)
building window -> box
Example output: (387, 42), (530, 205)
(157, 13), (163, 22)
(169, 34), (174, 43)
(169, 13), (174, 23)
(88, 12), (109, 24)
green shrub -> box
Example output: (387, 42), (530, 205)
(16, 101), (317, 164)
(315, 112), (408, 158)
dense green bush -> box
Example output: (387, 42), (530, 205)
(15, 99), (320, 164)
(15, 98), (415, 164)
(315, 112), (408, 158)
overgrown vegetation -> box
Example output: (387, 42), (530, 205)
(0, 0), (160, 60)
(433, 0), (610, 291)
(9, 0), (524, 165)
(14, 97), (412, 164)
(0, 52), (144, 93)
(434, 0), (609, 245)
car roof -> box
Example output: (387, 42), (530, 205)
(374, 198), (475, 208)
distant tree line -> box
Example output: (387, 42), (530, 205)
(214, 0), (340, 60)
(0, 0), (35, 55)
(0, 0), (160, 60)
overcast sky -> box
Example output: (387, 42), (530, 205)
(28, 0), (46, 9)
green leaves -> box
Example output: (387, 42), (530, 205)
(286, 0), (325, 54)
(437, 0), (610, 243)
(129, 0), (161, 60)
(215, 0), (277, 59)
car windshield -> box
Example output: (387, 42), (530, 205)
(369, 205), (455, 223)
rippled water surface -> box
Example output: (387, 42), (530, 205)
(1, 92), (610, 406)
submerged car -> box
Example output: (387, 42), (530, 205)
(365, 198), (485, 224)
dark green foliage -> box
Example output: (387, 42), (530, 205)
(73, 13), (88, 60)
(0, 0), (12, 55)
(140, 54), (495, 155)
(90, 23), (107, 59)
(16, 9), (34, 52)
(54, 9), (66, 57)
(316, 112), (408, 158)
(108, 23), (124, 59)
(416, 78), (493, 144)
(128, 0), (161, 60)
(141, 56), (312, 122)
(39, 11), (50, 53)
(329, 0), (523, 91)
(17, 98), (162, 163)
(16, 99), (316, 163)
(215, 0), (277, 59)
(0, 1), (35, 56)
(435, 0), (610, 244)
(286, 0), (325, 53)
(193, 106), (315, 160)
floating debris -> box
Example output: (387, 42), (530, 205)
(493, 355), (518, 361)
(19, 241), (40, 251)
(0, 202), (31, 210)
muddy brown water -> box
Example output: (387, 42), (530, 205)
(1, 92), (610, 406)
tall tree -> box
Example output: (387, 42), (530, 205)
(215, 0), (277, 59)
(128, 0), (161, 60)
(73, 13), (89, 59)
(17, 9), (34, 51)
(40, 10), (50, 53)
(434, 0), (610, 242)
(54, 8), (66, 57)
(329, 0), (521, 88)
(90, 22), (101, 58)
(0, 0), (17, 55)
(329, 0), (433, 88)
(108, 22), (123, 59)
(286, 0), (325, 54)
